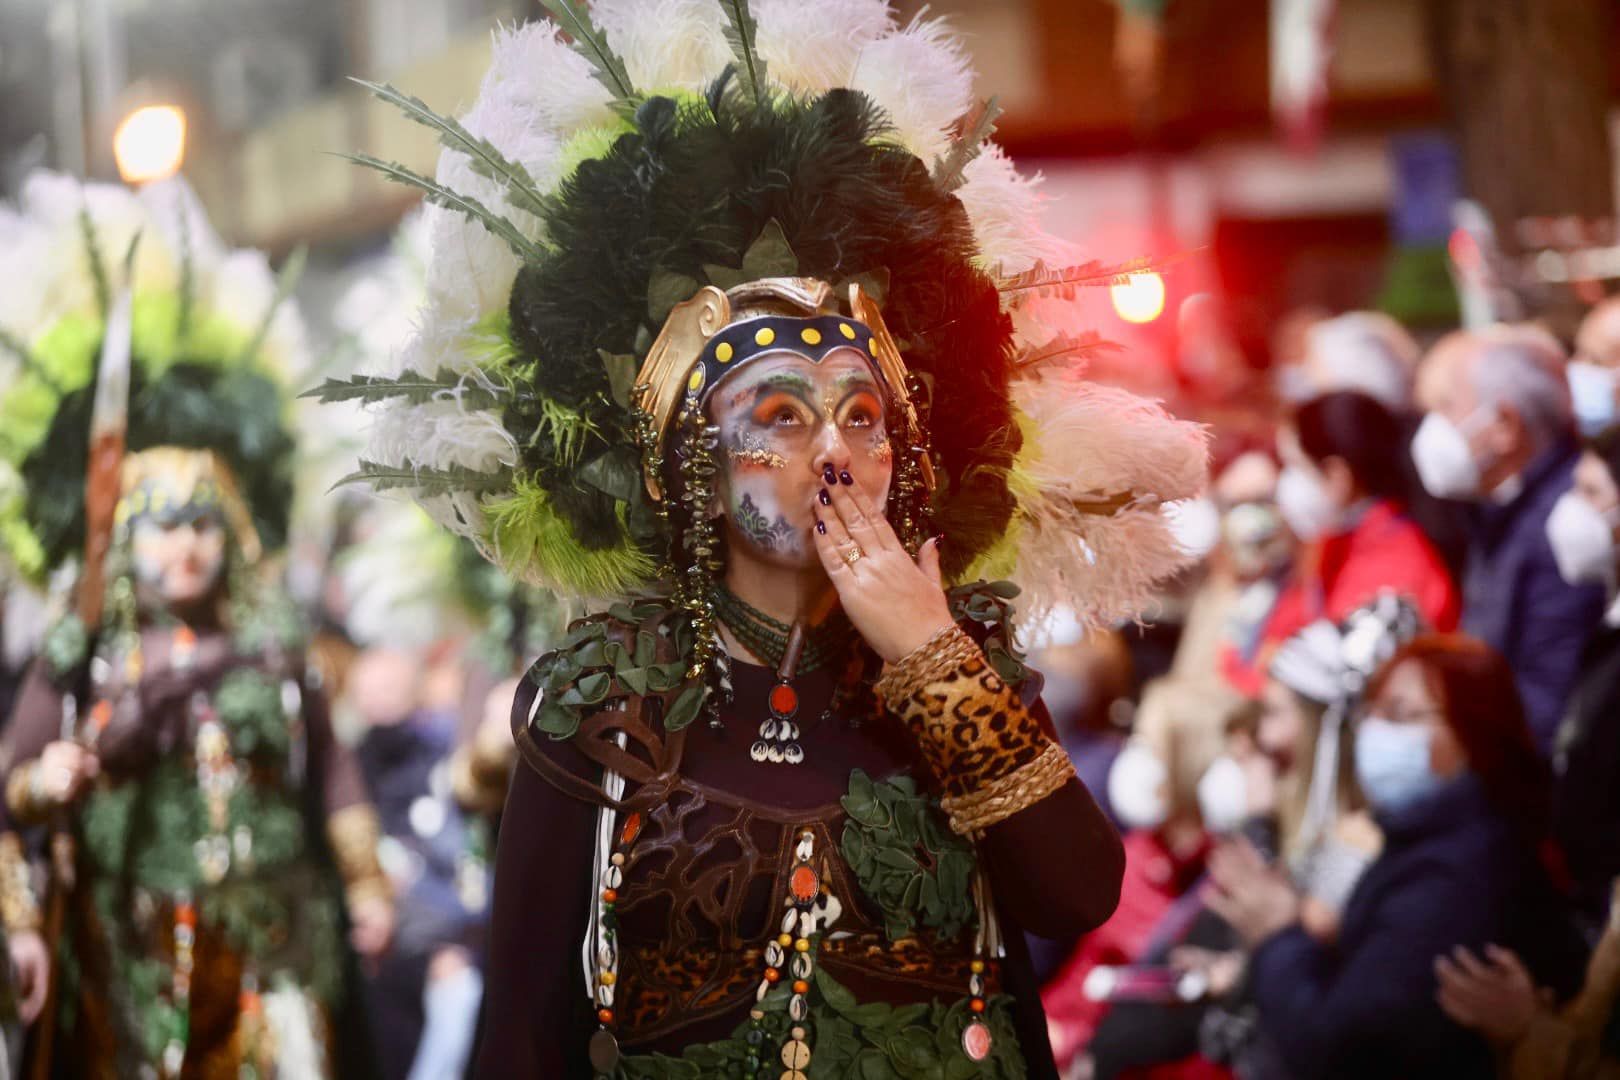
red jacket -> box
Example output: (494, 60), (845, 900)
(1224, 500), (1460, 696)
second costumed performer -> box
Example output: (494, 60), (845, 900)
(319, 2), (1209, 1075)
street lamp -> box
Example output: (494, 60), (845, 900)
(112, 104), (186, 184)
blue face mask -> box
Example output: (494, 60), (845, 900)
(1568, 360), (1618, 437)
(1354, 716), (1440, 814)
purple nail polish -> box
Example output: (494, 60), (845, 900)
(822, 464), (837, 484)
(818, 489), (831, 506)
(815, 520), (826, 534)
(839, 470), (853, 485)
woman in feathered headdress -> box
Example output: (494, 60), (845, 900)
(0, 173), (391, 1079)
(320, 2), (1208, 1075)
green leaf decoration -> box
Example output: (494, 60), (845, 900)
(931, 96), (1003, 193)
(352, 79), (550, 220)
(539, 0), (636, 101)
(299, 367), (508, 409)
(741, 218), (798, 279)
(577, 445), (642, 503)
(233, 245), (306, 368)
(340, 151), (546, 263)
(214, 669), (290, 758)
(717, 0), (769, 107)
(663, 681), (707, 731)
(598, 349), (640, 408)
(42, 614), (89, 681)
(840, 770), (978, 942)
(647, 268), (703, 325)
(535, 701), (580, 738)
(78, 206), (112, 319)
(330, 459), (511, 496)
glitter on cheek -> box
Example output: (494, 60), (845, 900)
(868, 430), (893, 463)
(726, 446), (788, 469)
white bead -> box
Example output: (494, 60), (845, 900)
(782, 909), (799, 933)
(750, 741), (770, 762)
(596, 985), (615, 1006)
(970, 974), (985, 997)
(780, 722), (798, 741)
(760, 718), (779, 740)
(765, 943), (785, 967)
(789, 994), (809, 1021)
(766, 745), (784, 764)
(605, 865), (623, 888)
(795, 836), (815, 861)
(757, 981), (772, 1002)
(798, 911), (814, 938)
(790, 954), (811, 978)
(784, 744), (804, 765)
(597, 944), (617, 969)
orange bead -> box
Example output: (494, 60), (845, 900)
(969, 998), (986, 1014)
(764, 968), (781, 983)
(598, 1008), (614, 1025)
(792, 980), (809, 994)
(602, 888), (618, 904)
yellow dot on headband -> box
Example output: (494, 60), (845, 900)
(838, 323), (857, 340)
(800, 327), (822, 346)
(688, 366), (706, 392)
(754, 327), (776, 347)
(715, 341), (734, 363)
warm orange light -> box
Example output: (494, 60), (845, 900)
(113, 105), (187, 184)
(1110, 271), (1166, 324)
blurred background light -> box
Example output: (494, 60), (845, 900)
(1111, 270), (1167, 324)
(113, 103), (185, 183)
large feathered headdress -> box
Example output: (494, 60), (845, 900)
(312, 0), (1208, 630)
(0, 171), (308, 583)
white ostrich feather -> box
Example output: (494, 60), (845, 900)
(483, 21), (616, 136)
(1005, 368), (1209, 628)
(753, 0), (895, 93)
(367, 398), (519, 477)
(850, 13), (975, 163)
(956, 143), (1064, 275)
(206, 248), (313, 381)
(594, 0), (732, 92)
(337, 500), (467, 648)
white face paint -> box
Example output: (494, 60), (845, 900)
(131, 510), (227, 609)
(708, 349), (893, 570)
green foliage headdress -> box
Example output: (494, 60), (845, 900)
(0, 172), (308, 584)
(317, 0), (1210, 636)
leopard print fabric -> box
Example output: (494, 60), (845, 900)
(875, 626), (1059, 804)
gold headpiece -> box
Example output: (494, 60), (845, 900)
(631, 277), (931, 500)
(116, 447), (263, 563)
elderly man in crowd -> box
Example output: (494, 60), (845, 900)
(1413, 326), (1607, 752)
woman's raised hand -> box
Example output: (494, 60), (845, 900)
(810, 467), (954, 665)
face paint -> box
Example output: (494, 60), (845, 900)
(131, 508), (228, 609)
(708, 348), (893, 569)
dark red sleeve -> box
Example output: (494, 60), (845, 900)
(977, 699), (1124, 939)
(0, 660), (70, 833)
(473, 677), (599, 1077)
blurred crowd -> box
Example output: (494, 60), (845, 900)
(1032, 296), (1620, 1080)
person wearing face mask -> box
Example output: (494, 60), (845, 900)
(1206, 635), (1585, 1079)
(1224, 391), (1459, 696)
(1413, 326), (1608, 752)
(1569, 297), (1620, 437)
(1042, 676), (1249, 1076)
(1542, 424), (1620, 922)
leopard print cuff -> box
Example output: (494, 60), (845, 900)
(878, 625), (1070, 828)
(0, 833), (41, 933)
(326, 804), (390, 906)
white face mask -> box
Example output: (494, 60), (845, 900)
(1196, 755), (1249, 834)
(1412, 411), (1484, 499)
(1568, 361), (1619, 438)
(1276, 464), (1339, 542)
(1108, 742), (1169, 830)
(1545, 491), (1620, 586)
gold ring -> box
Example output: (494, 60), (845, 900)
(841, 544), (864, 566)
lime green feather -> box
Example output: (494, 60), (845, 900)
(482, 474), (656, 599)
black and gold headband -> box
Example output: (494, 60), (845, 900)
(633, 277), (931, 500)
